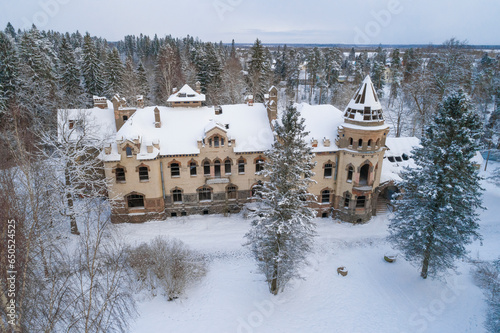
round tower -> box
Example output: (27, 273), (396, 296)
(334, 76), (390, 223)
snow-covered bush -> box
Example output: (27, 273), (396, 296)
(473, 259), (500, 332)
(128, 236), (207, 300)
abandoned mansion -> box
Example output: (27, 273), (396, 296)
(60, 76), (420, 223)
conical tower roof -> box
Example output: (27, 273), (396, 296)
(343, 75), (384, 125)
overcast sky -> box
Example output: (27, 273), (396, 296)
(0, 0), (498, 45)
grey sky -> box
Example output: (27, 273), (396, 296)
(0, 0), (498, 44)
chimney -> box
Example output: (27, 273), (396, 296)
(93, 96), (107, 109)
(154, 107), (161, 128)
(172, 87), (178, 94)
(195, 81), (201, 94)
(137, 95), (144, 108)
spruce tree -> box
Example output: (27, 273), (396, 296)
(81, 33), (105, 98)
(58, 36), (85, 108)
(103, 47), (124, 97)
(136, 61), (150, 103)
(388, 90), (483, 279)
(0, 31), (18, 104)
(245, 104), (317, 295)
(248, 38), (271, 102)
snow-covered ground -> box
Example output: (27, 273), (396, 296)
(115, 162), (500, 333)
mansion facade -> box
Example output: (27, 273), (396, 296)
(62, 76), (417, 223)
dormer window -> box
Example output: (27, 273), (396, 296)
(178, 93), (186, 97)
(125, 147), (133, 157)
(214, 136), (219, 147)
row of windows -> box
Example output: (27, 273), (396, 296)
(343, 193), (366, 208)
(115, 158), (265, 182)
(348, 138), (380, 149)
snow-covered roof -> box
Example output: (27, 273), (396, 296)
(113, 103), (274, 157)
(297, 103), (344, 152)
(167, 84), (206, 103)
(57, 106), (116, 144)
(380, 137), (420, 183)
(344, 75), (384, 123)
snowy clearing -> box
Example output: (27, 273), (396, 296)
(114, 162), (500, 333)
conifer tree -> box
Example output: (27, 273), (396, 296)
(122, 56), (139, 105)
(245, 104), (317, 295)
(136, 61), (150, 103)
(103, 47), (124, 97)
(81, 33), (105, 98)
(248, 38), (271, 102)
(388, 90), (483, 279)
(58, 36), (85, 108)
(0, 31), (18, 105)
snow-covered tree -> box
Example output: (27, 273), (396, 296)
(58, 36), (85, 108)
(103, 47), (124, 98)
(136, 60), (150, 103)
(81, 33), (104, 98)
(248, 39), (271, 102)
(155, 42), (183, 104)
(122, 56), (139, 105)
(245, 104), (317, 295)
(388, 90), (483, 279)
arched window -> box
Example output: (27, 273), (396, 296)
(224, 159), (232, 174)
(198, 186), (212, 201)
(125, 146), (133, 157)
(347, 166), (354, 182)
(324, 163), (333, 178)
(127, 194), (144, 208)
(344, 193), (351, 208)
(171, 163), (180, 177)
(358, 139), (363, 148)
(255, 158), (265, 173)
(321, 189), (331, 203)
(375, 138), (380, 147)
(359, 164), (370, 185)
(214, 136), (220, 147)
(214, 160), (221, 178)
(349, 138), (353, 146)
(356, 196), (366, 208)
(367, 139), (372, 148)
(190, 161), (197, 176)
(115, 167), (125, 182)
(138, 166), (149, 181)
(227, 185), (237, 200)
(238, 158), (245, 174)
(203, 160), (211, 176)
(172, 189), (182, 203)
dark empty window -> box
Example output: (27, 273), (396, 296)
(238, 159), (245, 174)
(214, 160), (221, 178)
(255, 158), (264, 173)
(227, 186), (237, 200)
(139, 166), (149, 181)
(123, 115), (128, 121)
(367, 139), (372, 147)
(116, 168), (125, 182)
(171, 163), (180, 177)
(198, 187), (212, 201)
(344, 193), (351, 208)
(349, 138), (353, 146)
(125, 147), (133, 157)
(356, 196), (366, 208)
(322, 212), (328, 218)
(321, 190), (331, 203)
(203, 209), (209, 215)
(172, 189), (182, 203)
(127, 194), (144, 208)
(214, 136), (220, 147)
(347, 166), (354, 182)
(171, 212), (177, 217)
(402, 153), (409, 161)
(190, 162), (197, 176)
(395, 156), (403, 162)
(388, 156), (395, 163)
(181, 211), (187, 216)
(359, 164), (369, 185)
(204, 161), (211, 175)
(225, 160), (232, 174)
(358, 139), (363, 148)
(324, 163), (333, 178)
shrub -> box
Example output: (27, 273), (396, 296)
(128, 236), (207, 300)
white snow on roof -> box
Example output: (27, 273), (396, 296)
(167, 84), (206, 103)
(115, 103), (274, 156)
(57, 107), (116, 143)
(345, 75), (383, 112)
(296, 103), (344, 152)
(380, 137), (420, 183)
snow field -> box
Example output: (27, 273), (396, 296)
(116, 163), (499, 333)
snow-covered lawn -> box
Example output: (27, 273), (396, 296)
(115, 164), (500, 333)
